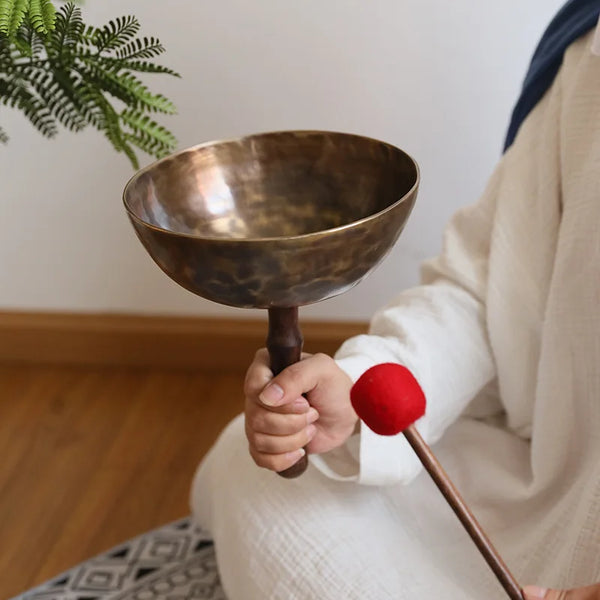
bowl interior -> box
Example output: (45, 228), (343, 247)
(123, 131), (418, 240)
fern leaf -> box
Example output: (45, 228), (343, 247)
(1, 81), (58, 136)
(12, 22), (43, 58)
(111, 71), (176, 113)
(1, 2), (177, 168)
(123, 132), (171, 159)
(28, 0), (55, 35)
(79, 84), (140, 168)
(30, 23), (43, 56)
(0, 124), (8, 143)
(121, 108), (177, 151)
(79, 61), (177, 114)
(96, 55), (180, 77)
(23, 65), (87, 131)
(0, 0), (29, 37)
(116, 36), (164, 60)
(13, 28), (31, 55)
(94, 15), (139, 53)
(48, 2), (83, 59)
(23, 101), (56, 136)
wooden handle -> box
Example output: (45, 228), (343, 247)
(266, 307), (308, 479)
(403, 425), (524, 600)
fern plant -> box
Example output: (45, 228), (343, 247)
(0, 0), (179, 168)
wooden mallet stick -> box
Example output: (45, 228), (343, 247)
(351, 363), (524, 600)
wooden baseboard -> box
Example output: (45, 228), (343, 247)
(0, 311), (368, 371)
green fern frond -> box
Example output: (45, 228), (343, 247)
(0, 124), (8, 142)
(123, 132), (170, 159)
(1, 1), (179, 168)
(13, 23), (40, 57)
(1, 81), (58, 136)
(121, 108), (177, 153)
(0, 75), (25, 105)
(21, 99), (56, 136)
(22, 65), (87, 131)
(78, 82), (141, 168)
(48, 2), (82, 57)
(80, 62), (177, 114)
(0, 0), (29, 37)
(28, 0), (55, 34)
(96, 56), (180, 77)
(93, 15), (139, 52)
(13, 28), (31, 55)
(116, 37), (164, 60)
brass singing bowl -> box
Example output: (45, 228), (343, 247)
(123, 131), (419, 309)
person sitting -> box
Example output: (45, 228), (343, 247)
(191, 2), (600, 598)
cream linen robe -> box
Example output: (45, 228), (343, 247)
(191, 31), (600, 599)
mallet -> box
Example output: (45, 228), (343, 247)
(351, 363), (524, 600)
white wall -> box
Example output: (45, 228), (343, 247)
(0, 0), (565, 321)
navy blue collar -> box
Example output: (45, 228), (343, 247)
(504, 0), (600, 151)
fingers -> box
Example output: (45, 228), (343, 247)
(248, 445), (306, 473)
(243, 349), (355, 471)
(247, 404), (319, 436)
(244, 349), (310, 414)
(244, 349), (320, 471)
(245, 396), (319, 470)
(255, 353), (334, 408)
(246, 419), (317, 455)
(244, 348), (272, 398)
(245, 400), (319, 471)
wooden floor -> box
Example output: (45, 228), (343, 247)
(0, 364), (245, 600)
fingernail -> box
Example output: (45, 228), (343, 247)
(259, 383), (284, 406)
(523, 586), (548, 599)
(306, 407), (319, 424)
(287, 447), (305, 461)
(292, 397), (309, 412)
(306, 424), (317, 440)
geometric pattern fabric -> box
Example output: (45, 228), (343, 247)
(11, 518), (226, 600)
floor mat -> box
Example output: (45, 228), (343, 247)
(12, 517), (226, 600)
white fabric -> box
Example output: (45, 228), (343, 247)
(191, 32), (600, 599)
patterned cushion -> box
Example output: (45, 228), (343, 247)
(12, 518), (226, 600)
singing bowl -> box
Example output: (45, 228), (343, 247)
(123, 131), (419, 309)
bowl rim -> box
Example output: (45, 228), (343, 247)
(122, 129), (420, 243)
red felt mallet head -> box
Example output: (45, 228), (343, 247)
(350, 363), (426, 435)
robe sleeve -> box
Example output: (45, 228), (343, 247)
(310, 160), (505, 485)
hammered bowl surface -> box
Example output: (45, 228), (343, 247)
(123, 130), (419, 308)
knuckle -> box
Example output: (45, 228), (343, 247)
(313, 352), (335, 372)
(244, 349), (272, 395)
(253, 433), (279, 453)
(247, 411), (262, 432)
(254, 347), (269, 363)
(251, 410), (272, 433)
(251, 432), (268, 452)
(249, 448), (278, 471)
(245, 375), (269, 398)
(248, 446), (266, 468)
(313, 352), (332, 363)
(244, 422), (257, 447)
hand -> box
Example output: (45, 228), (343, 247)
(244, 349), (358, 472)
(524, 584), (600, 599)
